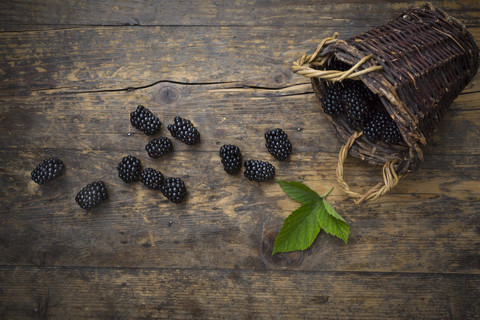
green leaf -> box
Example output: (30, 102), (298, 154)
(272, 201), (322, 254)
(322, 198), (346, 223)
(276, 180), (320, 204)
(273, 181), (350, 254)
(317, 202), (350, 244)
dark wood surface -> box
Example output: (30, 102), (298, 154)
(1, 1), (479, 319)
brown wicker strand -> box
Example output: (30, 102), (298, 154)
(336, 132), (404, 205)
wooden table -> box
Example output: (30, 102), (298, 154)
(1, 1), (479, 318)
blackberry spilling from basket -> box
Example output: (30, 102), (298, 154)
(341, 86), (373, 129)
(75, 181), (108, 210)
(145, 137), (173, 158)
(321, 82), (344, 116)
(265, 128), (292, 160)
(162, 177), (188, 203)
(320, 60), (403, 145)
(130, 105), (162, 135)
(141, 168), (164, 190)
(244, 160), (275, 182)
(31, 157), (65, 185)
(167, 116), (201, 145)
(117, 155), (142, 183)
(219, 144), (242, 174)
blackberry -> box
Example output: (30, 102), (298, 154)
(141, 168), (164, 190)
(117, 155), (142, 183)
(381, 119), (403, 145)
(219, 144), (242, 174)
(167, 116), (200, 145)
(265, 128), (292, 160)
(321, 82), (344, 115)
(130, 105), (162, 135)
(363, 112), (403, 145)
(364, 112), (390, 143)
(31, 157), (65, 185)
(145, 137), (173, 158)
(244, 160), (275, 182)
(161, 177), (188, 203)
(75, 181), (108, 210)
(341, 87), (372, 129)
(343, 80), (376, 102)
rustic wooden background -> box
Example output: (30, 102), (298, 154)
(1, 1), (479, 319)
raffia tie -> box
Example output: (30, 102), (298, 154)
(336, 132), (404, 204)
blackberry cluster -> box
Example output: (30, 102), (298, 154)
(161, 177), (188, 204)
(130, 105), (162, 136)
(265, 128), (292, 160)
(321, 82), (344, 115)
(320, 61), (404, 145)
(117, 155), (142, 183)
(145, 137), (173, 158)
(219, 144), (242, 174)
(244, 160), (275, 182)
(141, 168), (164, 190)
(363, 112), (389, 143)
(167, 116), (201, 145)
(341, 87), (372, 129)
(382, 118), (403, 145)
(364, 112), (402, 145)
(343, 79), (375, 101)
(31, 157), (65, 185)
(75, 181), (108, 210)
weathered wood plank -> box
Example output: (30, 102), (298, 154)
(0, 0), (478, 29)
(0, 184), (478, 273)
(1, 25), (479, 93)
(1, 266), (479, 319)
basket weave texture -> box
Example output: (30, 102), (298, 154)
(293, 4), (479, 203)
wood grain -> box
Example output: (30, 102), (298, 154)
(0, 0), (479, 29)
(0, 0), (479, 319)
(1, 266), (479, 319)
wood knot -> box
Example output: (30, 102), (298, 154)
(259, 214), (304, 269)
(156, 86), (179, 104)
(273, 74), (284, 84)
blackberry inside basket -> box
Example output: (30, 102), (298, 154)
(293, 4), (479, 204)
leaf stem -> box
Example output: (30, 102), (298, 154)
(322, 186), (334, 198)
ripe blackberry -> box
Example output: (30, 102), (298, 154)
(364, 112), (390, 143)
(219, 144), (242, 174)
(161, 177), (188, 203)
(130, 105), (162, 135)
(167, 116), (200, 145)
(117, 155), (142, 183)
(141, 168), (164, 190)
(31, 157), (65, 185)
(341, 87), (372, 129)
(145, 137), (173, 158)
(75, 181), (108, 210)
(381, 119), (403, 145)
(265, 128), (292, 160)
(321, 82), (344, 115)
(343, 80), (376, 101)
(363, 112), (403, 145)
(244, 160), (275, 182)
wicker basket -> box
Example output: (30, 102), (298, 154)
(293, 4), (479, 204)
